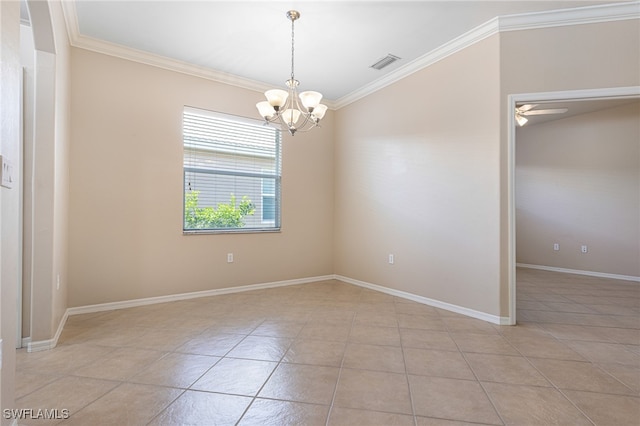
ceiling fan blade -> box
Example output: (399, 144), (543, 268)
(522, 108), (568, 116)
(515, 114), (528, 126)
(517, 104), (538, 112)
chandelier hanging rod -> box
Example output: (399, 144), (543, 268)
(288, 10), (297, 82)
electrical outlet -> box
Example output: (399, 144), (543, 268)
(581, 245), (588, 253)
(227, 253), (234, 263)
(553, 243), (560, 251)
(0, 155), (14, 189)
(388, 254), (394, 264)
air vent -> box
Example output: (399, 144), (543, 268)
(370, 54), (401, 70)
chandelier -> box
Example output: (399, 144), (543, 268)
(256, 10), (327, 136)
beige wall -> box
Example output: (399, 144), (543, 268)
(516, 102), (640, 277)
(500, 21), (640, 96)
(334, 19), (639, 320)
(334, 35), (503, 316)
(500, 19), (640, 314)
(40, 13), (640, 328)
(68, 49), (334, 307)
(0, 0), (20, 419)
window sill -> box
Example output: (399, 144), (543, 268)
(183, 228), (281, 235)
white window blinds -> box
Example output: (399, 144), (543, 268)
(183, 107), (281, 232)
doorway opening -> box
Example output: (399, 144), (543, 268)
(507, 86), (640, 325)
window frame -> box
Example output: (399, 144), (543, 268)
(182, 107), (282, 235)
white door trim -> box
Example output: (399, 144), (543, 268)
(507, 85), (640, 325)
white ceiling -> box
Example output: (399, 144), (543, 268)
(65, 0), (628, 102)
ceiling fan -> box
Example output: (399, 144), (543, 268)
(515, 104), (568, 126)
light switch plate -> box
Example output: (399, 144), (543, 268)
(0, 155), (14, 189)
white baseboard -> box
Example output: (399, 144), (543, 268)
(27, 310), (69, 353)
(67, 275), (335, 316)
(26, 339), (56, 352)
(29, 273), (511, 352)
(335, 275), (510, 325)
(28, 275), (332, 351)
(21, 337), (31, 347)
(516, 263), (640, 283)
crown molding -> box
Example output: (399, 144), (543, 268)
(333, 16), (500, 109)
(334, 1), (639, 109)
(74, 33), (274, 93)
(60, 0), (337, 110)
(61, 1), (638, 111)
(71, 34), (339, 110)
(498, 1), (640, 32)
(60, 0), (78, 46)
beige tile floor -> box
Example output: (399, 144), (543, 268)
(14, 268), (640, 425)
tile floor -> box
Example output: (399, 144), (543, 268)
(14, 268), (640, 425)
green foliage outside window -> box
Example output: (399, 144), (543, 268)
(184, 191), (255, 229)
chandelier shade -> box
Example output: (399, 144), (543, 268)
(265, 89), (289, 109)
(299, 91), (323, 110)
(256, 10), (327, 136)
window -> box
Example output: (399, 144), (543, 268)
(183, 107), (281, 233)
(261, 170), (276, 223)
